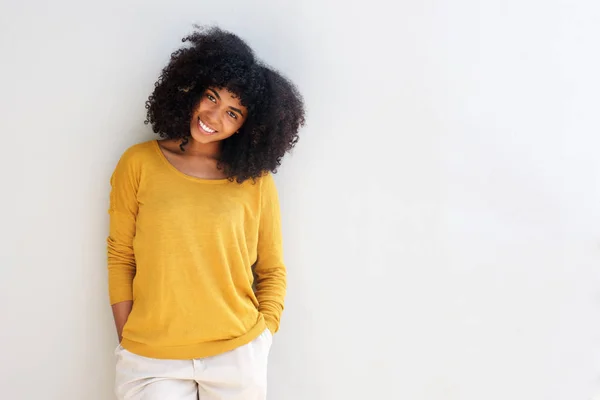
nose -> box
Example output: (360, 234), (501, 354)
(205, 107), (220, 125)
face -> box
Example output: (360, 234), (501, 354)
(189, 87), (248, 144)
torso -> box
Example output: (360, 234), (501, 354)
(157, 139), (228, 180)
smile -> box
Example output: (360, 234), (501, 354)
(198, 118), (217, 134)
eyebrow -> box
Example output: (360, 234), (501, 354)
(208, 88), (245, 117)
(208, 88), (221, 100)
(229, 106), (244, 117)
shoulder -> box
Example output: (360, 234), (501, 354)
(256, 172), (280, 196)
(257, 171), (275, 186)
(114, 140), (157, 169)
(111, 140), (157, 180)
(120, 140), (156, 161)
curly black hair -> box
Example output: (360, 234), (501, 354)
(144, 26), (305, 183)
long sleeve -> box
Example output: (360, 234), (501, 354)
(254, 173), (287, 334)
(107, 148), (140, 305)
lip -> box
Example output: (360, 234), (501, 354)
(198, 117), (218, 135)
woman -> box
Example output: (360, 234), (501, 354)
(107, 26), (305, 400)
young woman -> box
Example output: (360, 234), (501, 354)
(107, 26), (305, 400)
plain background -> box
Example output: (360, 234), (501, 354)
(1, 1), (599, 399)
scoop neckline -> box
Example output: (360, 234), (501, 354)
(152, 140), (230, 184)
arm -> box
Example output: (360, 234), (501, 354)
(107, 148), (140, 342)
(112, 301), (133, 343)
(254, 174), (287, 334)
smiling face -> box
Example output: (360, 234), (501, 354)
(189, 87), (248, 145)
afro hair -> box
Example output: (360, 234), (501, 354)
(144, 26), (306, 183)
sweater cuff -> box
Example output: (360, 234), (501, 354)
(264, 315), (279, 334)
(109, 290), (133, 306)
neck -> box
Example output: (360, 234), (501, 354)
(181, 137), (220, 158)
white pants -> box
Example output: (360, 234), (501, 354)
(115, 328), (273, 400)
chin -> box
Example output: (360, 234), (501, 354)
(190, 128), (221, 144)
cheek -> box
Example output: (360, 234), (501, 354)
(222, 117), (241, 133)
(194, 98), (209, 114)
(234, 115), (247, 129)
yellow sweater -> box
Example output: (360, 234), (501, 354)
(107, 140), (286, 360)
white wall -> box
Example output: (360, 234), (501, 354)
(1, 1), (599, 399)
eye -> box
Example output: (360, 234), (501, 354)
(206, 94), (216, 103)
(227, 111), (238, 119)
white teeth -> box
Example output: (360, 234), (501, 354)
(199, 119), (216, 133)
